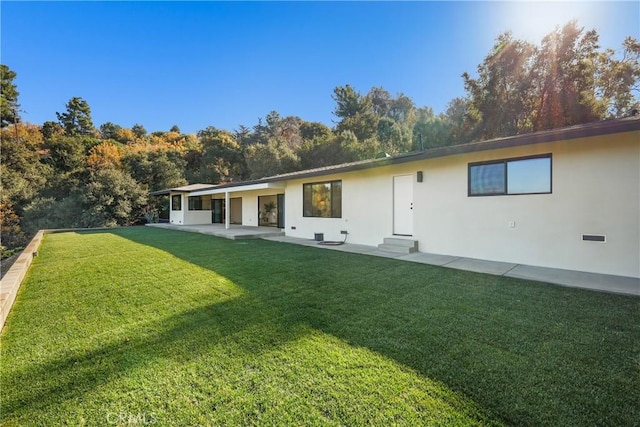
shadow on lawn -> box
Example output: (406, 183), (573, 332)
(113, 227), (640, 426)
(3, 292), (308, 418)
(7, 227), (639, 426)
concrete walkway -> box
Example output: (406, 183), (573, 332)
(262, 235), (640, 296)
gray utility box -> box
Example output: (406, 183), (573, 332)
(314, 233), (324, 242)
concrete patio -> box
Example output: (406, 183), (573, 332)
(146, 223), (285, 240)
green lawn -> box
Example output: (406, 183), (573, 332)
(1, 228), (638, 426)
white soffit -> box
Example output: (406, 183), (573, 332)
(190, 182), (286, 196)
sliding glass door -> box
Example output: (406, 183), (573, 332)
(212, 199), (225, 224)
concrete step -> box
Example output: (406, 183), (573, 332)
(378, 238), (419, 254)
(382, 237), (418, 249)
(229, 231), (285, 240)
(377, 244), (417, 254)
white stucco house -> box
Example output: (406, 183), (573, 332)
(152, 117), (640, 279)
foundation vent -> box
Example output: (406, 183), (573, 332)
(582, 234), (606, 243)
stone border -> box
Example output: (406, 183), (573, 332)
(0, 251), (21, 280)
(0, 230), (44, 331)
(0, 227), (114, 332)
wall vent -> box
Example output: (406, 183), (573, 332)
(582, 234), (606, 243)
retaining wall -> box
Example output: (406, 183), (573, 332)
(0, 230), (44, 331)
(0, 227), (113, 332)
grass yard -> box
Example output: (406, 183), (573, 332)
(1, 227), (638, 426)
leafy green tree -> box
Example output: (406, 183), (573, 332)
(245, 138), (299, 179)
(595, 36), (640, 118)
(44, 136), (86, 173)
(1, 123), (50, 252)
(412, 107), (452, 150)
(0, 197), (27, 255)
(241, 112), (306, 150)
(442, 97), (475, 144)
(123, 149), (186, 219)
(22, 195), (85, 233)
(233, 125), (252, 146)
(0, 124), (51, 206)
(530, 22), (640, 128)
(1, 64), (20, 128)
(56, 97), (96, 136)
(388, 94), (416, 124)
(194, 126), (246, 183)
(265, 111), (282, 135)
(240, 112), (299, 147)
(298, 135), (345, 169)
(333, 85), (378, 141)
(463, 32), (536, 139)
(336, 113), (378, 142)
(235, 115), (331, 175)
(40, 135), (88, 200)
(184, 148), (203, 182)
(131, 123), (147, 139)
(124, 150), (187, 192)
(275, 115), (304, 150)
(531, 22), (603, 130)
(248, 117), (271, 146)
(337, 130), (380, 161)
(41, 121), (64, 140)
(99, 122), (123, 140)
(333, 85), (369, 118)
(369, 86), (393, 117)
(299, 121), (331, 141)
(461, 21), (639, 138)
(377, 117), (407, 154)
(79, 168), (147, 227)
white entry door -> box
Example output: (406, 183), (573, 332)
(393, 175), (413, 236)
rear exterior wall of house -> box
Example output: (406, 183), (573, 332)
(283, 131), (640, 278)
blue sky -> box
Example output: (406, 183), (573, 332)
(2, 1), (638, 134)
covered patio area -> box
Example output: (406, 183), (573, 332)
(146, 223), (285, 240)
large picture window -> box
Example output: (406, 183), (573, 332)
(188, 195), (211, 211)
(171, 194), (182, 211)
(303, 180), (342, 218)
(469, 155), (551, 196)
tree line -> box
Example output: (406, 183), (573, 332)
(1, 21), (638, 257)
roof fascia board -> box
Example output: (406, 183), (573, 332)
(190, 182), (286, 196)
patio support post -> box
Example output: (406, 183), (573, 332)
(225, 191), (230, 229)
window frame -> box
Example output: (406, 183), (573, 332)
(468, 154), (552, 197)
(188, 195), (211, 211)
(303, 180), (342, 218)
(171, 194), (182, 211)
